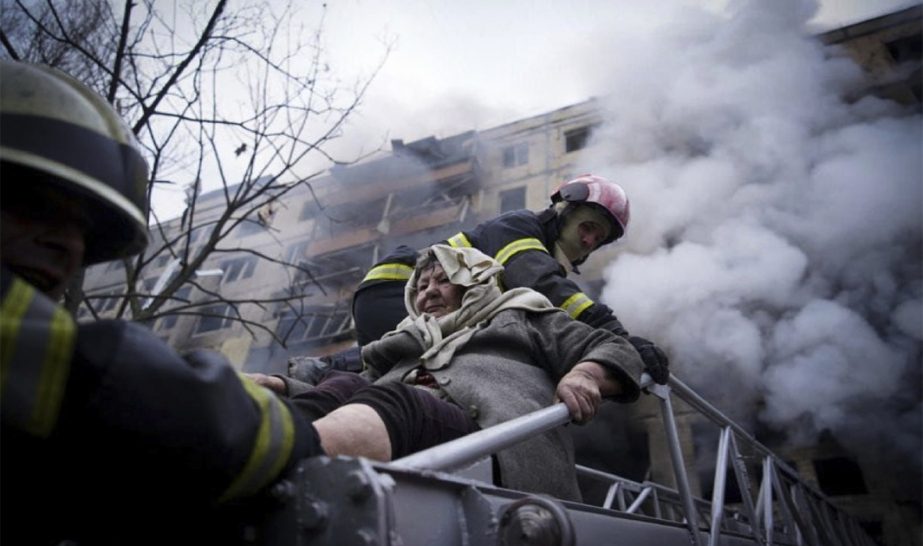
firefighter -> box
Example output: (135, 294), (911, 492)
(0, 60), (323, 544)
(348, 174), (670, 384)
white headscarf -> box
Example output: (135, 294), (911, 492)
(390, 244), (555, 371)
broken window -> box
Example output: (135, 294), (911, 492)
(221, 256), (257, 283)
(389, 174), (476, 222)
(499, 186), (526, 213)
(565, 126), (592, 153)
(501, 142), (528, 168)
(313, 199), (372, 238)
(276, 305), (352, 346)
(157, 286), (193, 331)
(158, 313), (179, 331)
(296, 244), (376, 291)
(886, 34), (922, 64)
(141, 277), (159, 293)
(194, 303), (234, 334)
(94, 289), (122, 313)
(812, 456), (868, 496)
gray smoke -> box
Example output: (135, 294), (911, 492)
(579, 0), (921, 492)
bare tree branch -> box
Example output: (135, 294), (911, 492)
(0, 29), (21, 59)
(107, 0), (134, 102)
(7, 0), (389, 354)
(131, 0), (226, 133)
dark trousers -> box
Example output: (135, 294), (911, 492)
(291, 371), (480, 459)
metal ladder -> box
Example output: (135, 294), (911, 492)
(241, 375), (877, 545)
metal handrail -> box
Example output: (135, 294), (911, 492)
(391, 403), (572, 472)
(389, 373), (873, 546)
(657, 376), (865, 544)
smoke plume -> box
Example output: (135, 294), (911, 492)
(581, 0), (921, 495)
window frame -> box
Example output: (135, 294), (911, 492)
(501, 142), (528, 168)
(499, 186), (526, 213)
(221, 255), (258, 283)
(564, 126), (592, 153)
(156, 286), (193, 331)
(193, 303), (235, 335)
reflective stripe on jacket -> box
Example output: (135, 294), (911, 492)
(0, 266), (322, 541)
(1, 274), (75, 438)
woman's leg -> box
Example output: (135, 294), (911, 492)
(312, 403), (393, 460)
(311, 383), (480, 461)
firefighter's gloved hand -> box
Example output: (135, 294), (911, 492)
(325, 346), (363, 373)
(629, 336), (669, 385)
(287, 356), (331, 386)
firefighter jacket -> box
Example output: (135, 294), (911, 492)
(0, 267), (322, 544)
(354, 209), (629, 344)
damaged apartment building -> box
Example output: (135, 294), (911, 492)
(80, 5), (921, 546)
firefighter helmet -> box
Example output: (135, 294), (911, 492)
(551, 174), (629, 244)
(0, 60), (148, 264)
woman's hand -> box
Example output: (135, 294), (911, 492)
(243, 373), (287, 395)
(554, 362), (605, 425)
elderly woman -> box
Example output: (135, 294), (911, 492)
(289, 244), (644, 500)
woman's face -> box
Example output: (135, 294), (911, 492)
(414, 264), (465, 318)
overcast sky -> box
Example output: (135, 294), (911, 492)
(150, 0), (917, 214)
(313, 0), (917, 153)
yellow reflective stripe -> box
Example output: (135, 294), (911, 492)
(1, 277), (33, 392)
(221, 376), (296, 502)
(560, 292), (594, 319)
(1, 278), (74, 437)
(362, 263), (413, 283)
(447, 232), (472, 248)
(494, 237), (548, 266)
(32, 306), (75, 436)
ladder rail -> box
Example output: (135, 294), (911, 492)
(708, 426), (732, 546)
(389, 373), (874, 545)
(656, 376), (867, 545)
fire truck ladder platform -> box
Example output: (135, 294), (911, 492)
(250, 375), (876, 546)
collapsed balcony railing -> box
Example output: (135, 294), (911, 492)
(391, 375), (876, 546)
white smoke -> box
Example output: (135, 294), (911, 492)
(581, 0), (922, 487)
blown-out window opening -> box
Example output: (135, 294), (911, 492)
(194, 303), (235, 334)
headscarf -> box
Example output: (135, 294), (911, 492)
(386, 244), (555, 371)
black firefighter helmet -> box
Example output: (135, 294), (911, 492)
(0, 60), (149, 264)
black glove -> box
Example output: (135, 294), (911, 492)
(628, 336), (670, 385)
(323, 346), (363, 373)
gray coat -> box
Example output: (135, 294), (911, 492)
(362, 307), (644, 501)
